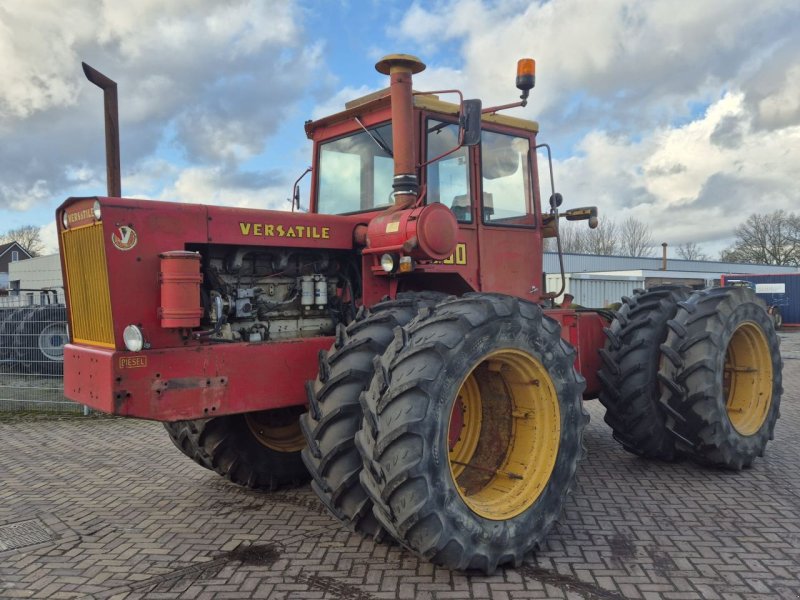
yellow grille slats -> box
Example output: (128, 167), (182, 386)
(61, 223), (115, 347)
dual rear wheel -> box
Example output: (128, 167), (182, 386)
(599, 285), (782, 469)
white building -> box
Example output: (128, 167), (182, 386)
(5, 254), (65, 307)
(543, 252), (798, 307)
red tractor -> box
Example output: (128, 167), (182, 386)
(58, 55), (782, 573)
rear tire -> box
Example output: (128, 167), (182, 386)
(300, 292), (445, 539)
(166, 407), (309, 489)
(356, 294), (587, 573)
(598, 286), (691, 460)
(658, 287), (782, 469)
(163, 420), (213, 470)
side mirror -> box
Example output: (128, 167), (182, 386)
(549, 193), (563, 209)
(460, 99), (482, 146)
(563, 206), (599, 228)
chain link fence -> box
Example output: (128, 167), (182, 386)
(0, 291), (85, 414)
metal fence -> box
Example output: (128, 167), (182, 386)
(0, 291), (85, 414)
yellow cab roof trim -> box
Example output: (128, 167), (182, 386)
(413, 94), (539, 133)
(305, 89), (539, 138)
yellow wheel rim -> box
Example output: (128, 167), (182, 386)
(724, 322), (773, 436)
(448, 375), (482, 479)
(244, 408), (306, 453)
(447, 349), (561, 521)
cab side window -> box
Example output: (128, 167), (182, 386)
(481, 130), (532, 225)
(426, 120), (472, 223)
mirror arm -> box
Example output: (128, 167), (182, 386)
(482, 98), (527, 115)
(483, 87), (530, 115)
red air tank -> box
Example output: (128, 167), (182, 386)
(366, 202), (458, 260)
(159, 251), (203, 328)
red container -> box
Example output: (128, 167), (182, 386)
(159, 251), (203, 328)
(366, 202), (458, 261)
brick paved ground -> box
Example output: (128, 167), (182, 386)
(1, 332), (799, 600)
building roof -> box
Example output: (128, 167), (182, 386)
(543, 252), (799, 276)
(0, 241), (32, 261)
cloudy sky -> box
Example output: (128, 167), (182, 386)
(1, 0), (799, 256)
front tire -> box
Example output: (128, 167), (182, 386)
(658, 287), (782, 469)
(300, 293), (445, 539)
(164, 420), (213, 470)
(356, 294), (587, 573)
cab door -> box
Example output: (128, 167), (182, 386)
(423, 116), (480, 292)
(475, 128), (543, 300)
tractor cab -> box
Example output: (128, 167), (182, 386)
(303, 59), (553, 302)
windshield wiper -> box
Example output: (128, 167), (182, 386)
(355, 117), (393, 157)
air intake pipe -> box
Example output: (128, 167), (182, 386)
(374, 54), (426, 210)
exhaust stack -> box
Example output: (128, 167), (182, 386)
(82, 62), (121, 198)
(375, 54), (426, 209)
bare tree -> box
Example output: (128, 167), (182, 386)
(676, 241), (709, 261)
(583, 219), (618, 255)
(553, 217), (654, 256)
(549, 216), (656, 258)
(618, 217), (655, 257)
(553, 220), (618, 255)
(720, 210), (800, 265)
(0, 225), (44, 257)
(554, 221), (588, 253)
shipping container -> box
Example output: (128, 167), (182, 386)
(545, 273), (645, 308)
(721, 273), (800, 326)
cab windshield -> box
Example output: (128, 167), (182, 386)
(316, 123), (394, 214)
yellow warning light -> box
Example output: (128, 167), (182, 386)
(516, 58), (536, 93)
(517, 58), (536, 77)
(398, 256), (414, 273)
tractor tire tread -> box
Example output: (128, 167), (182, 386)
(657, 287), (782, 470)
(357, 293), (587, 573)
(301, 291), (447, 538)
(597, 285), (692, 460)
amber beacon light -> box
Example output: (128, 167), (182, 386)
(516, 58), (536, 93)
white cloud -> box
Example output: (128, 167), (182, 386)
(757, 63), (800, 129)
(396, 0), (798, 124)
(159, 166), (292, 211)
(0, 2), (93, 119)
(3, 0), (800, 265)
(396, 0), (800, 253)
(39, 221), (59, 255)
(553, 92), (800, 249)
(0, 180), (52, 212)
(0, 0), (316, 211)
(312, 85), (375, 120)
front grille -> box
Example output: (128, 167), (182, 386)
(61, 223), (115, 347)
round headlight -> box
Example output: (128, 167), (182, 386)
(62, 212), (69, 229)
(93, 200), (102, 220)
(380, 253), (395, 273)
(123, 325), (144, 352)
